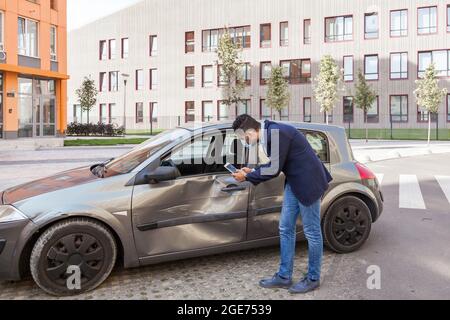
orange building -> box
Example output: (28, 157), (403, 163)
(0, 0), (67, 140)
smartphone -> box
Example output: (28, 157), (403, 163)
(224, 163), (238, 174)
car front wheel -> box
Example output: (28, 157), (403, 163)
(322, 196), (372, 254)
(30, 218), (117, 296)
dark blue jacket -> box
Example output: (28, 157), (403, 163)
(246, 121), (333, 207)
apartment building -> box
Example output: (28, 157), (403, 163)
(67, 0), (450, 132)
(0, 0), (68, 140)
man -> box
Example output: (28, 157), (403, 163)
(231, 115), (333, 294)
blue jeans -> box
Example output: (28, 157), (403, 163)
(278, 183), (323, 281)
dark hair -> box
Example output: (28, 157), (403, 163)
(232, 114), (261, 132)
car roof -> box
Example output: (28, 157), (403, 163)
(178, 121), (345, 135)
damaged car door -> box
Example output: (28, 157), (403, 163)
(131, 130), (250, 258)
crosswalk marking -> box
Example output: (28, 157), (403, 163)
(375, 173), (384, 186)
(435, 176), (450, 205)
(399, 175), (426, 210)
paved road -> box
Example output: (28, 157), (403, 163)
(0, 149), (449, 299)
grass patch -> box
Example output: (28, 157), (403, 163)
(65, 138), (149, 147)
(346, 129), (450, 141)
(125, 129), (165, 136)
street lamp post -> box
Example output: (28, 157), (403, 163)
(121, 73), (130, 136)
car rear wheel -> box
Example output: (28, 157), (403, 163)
(30, 218), (117, 296)
(322, 196), (372, 254)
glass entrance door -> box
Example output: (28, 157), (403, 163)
(18, 78), (56, 138)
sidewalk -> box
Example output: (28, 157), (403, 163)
(350, 140), (450, 163)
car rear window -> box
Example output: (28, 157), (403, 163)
(301, 130), (330, 163)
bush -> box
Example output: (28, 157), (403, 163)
(66, 122), (125, 137)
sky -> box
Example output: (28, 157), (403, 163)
(67, 0), (143, 31)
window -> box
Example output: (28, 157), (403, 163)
(149, 35), (157, 56)
(303, 131), (330, 163)
(0, 11), (4, 51)
(418, 50), (450, 78)
(260, 62), (272, 85)
(260, 100), (272, 120)
(185, 31), (195, 53)
(343, 97), (354, 123)
(280, 107), (289, 121)
(135, 69), (144, 90)
(260, 23), (271, 48)
(390, 52), (408, 79)
(217, 101), (229, 121)
(325, 15), (353, 42)
(121, 38), (129, 59)
(99, 104), (108, 124)
(418, 6), (437, 35)
(280, 22), (289, 46)
(239, 63), (251, 86)
(390, 9), (408, 37)
(390, 95), (408, 122)
(304, 19), (311, 44)
(150, 68), (158, 90)
(365, 13), (379, 39)
(417, 104), (437, 123)
(73, 105), (82, 123)
(202, 101), (214, 122)
(448, 5), (450, 32)
(364, 55), (378, 80)
(202, 26), (250, 52)
(448, 94), (450, 122)
(202, 65), (213, 88)
(99, 72), (107, 92)
(280, 59), (311, 84)
(50, 25), (57, 61)
(343, 56), (354, 81)
(108, 39), (116, 60)
(218, 65), (227, 87)
(108, 103), (116, 124)
(109, 71), (119, 92)
(99, 40), (107, 60)
(136, 103), (144, 123)
(150, 102), (158, 123)
(236, 100), (250, 115)
(18, 17), (38, 57)
(303, 98), (312, 123)
(185, 101), (195, 123)
(50, 0), (57, 10)
(185, 66), (195, 88)
(324, 111), (333, 123)
(365, 97), (379, 123)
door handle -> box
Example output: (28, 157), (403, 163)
(221, 185), (246, 193)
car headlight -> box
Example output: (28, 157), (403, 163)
(0, 205), (28, 223)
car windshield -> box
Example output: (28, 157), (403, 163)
(100, 128), (191, 177)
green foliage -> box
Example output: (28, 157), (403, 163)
(354, 70), (377, 113)
(414, 63), (447, 114)
(75, 76), (98, 123)
(267, 66), (290, 118)
(217, 28), (245, 107)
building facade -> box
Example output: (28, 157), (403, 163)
(68, 0), (450, 133)
(0, 0), (68, 140)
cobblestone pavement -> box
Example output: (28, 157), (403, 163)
(0, 244), (338, 300)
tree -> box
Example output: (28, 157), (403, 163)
(354, 70), (377, 142)
(414, 63), (447, 146)
(76, 76), (98, 124)
(267, 66), (290, 120)
(313, 55), (343, 124)
(217, 28), (245, 109)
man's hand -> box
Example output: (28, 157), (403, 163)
(232, 170), (247, 182)
(241, 167), (253, 174)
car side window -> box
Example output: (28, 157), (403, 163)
(302, 130), (330, 163)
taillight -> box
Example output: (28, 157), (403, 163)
(355, 162), (376, 180)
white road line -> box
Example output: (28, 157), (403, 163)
(435, 176), (450, 205)
(399, 175), (426, 210)
(375, 174), (384, 186)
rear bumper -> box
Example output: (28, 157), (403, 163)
(0, 219), (35, 281)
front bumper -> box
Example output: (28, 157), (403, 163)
(0, 219), (34, 281)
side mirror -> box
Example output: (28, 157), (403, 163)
(146, 166), (180, 184)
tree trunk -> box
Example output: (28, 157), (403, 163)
(325, 111), (329, 125)
(365, 112), (369, 143)
(87, 110), (90, 124)
(427, 115), (431, 147)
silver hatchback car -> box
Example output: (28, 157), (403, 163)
(0, 122), (383, 296)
